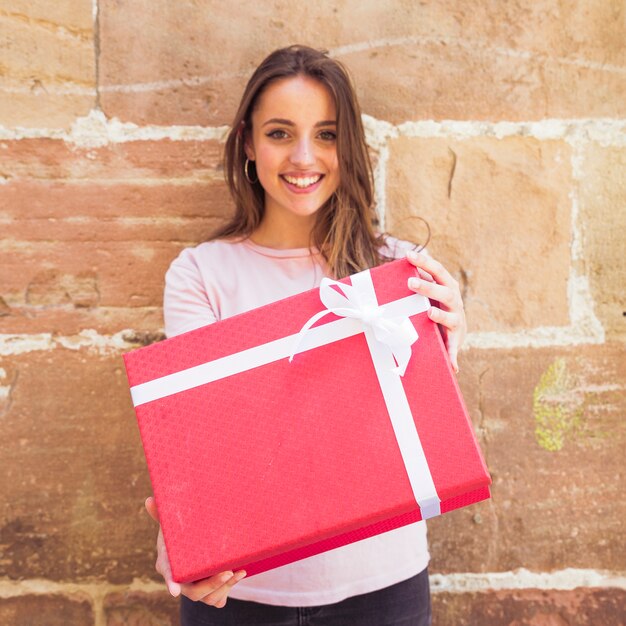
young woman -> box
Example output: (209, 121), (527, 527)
(145, 44), (466, 626)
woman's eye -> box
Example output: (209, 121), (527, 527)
(267, 129), (288, 139)
(319, 130), (337, 141)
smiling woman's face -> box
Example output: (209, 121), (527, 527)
(245, 75), (340, 239)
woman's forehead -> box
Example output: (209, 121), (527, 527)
(252, 76), (336, 123)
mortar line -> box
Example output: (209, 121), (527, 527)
(0, 569), (624, 599)
(428, 568), (626, 592)
(563, 133), (605, 343)
(0, 320), (611, 356)
(0, 577), (165, 599)
(375, 141), (388, 231)
(0, 115), (625, 146)
(569, 141), (585, 264)
(362, 115), (398, 236)
(93, 0), (101, 111)
(329, 35), (626, 77)
(0, 175), (225, 186)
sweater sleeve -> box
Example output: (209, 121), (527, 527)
(163, 248), (218, 338)
(379, 235), (427, 261)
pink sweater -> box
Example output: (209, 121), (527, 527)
(164, 237), (429, 607)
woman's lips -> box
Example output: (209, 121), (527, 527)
(280, 174), (325, 193)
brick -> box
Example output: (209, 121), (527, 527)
(0, 138), (224, 180)
(432, 588), (626, 626)
(0, 179), (226, 221)
(0, 307), (164, 337)
(386, 136), (572, 332)
(0, 348), (157, 583)
(344, 39), (625, 123)
(98, 0), (264, 126)
(0, 179), (226, 244)
(0, 93), (95, 129)
(1, 240), (185, 308)
(5, 0), (93, 27)
(98, 0), (625, 125)
(0, 1), (95, 127)
(103, 591), (179, 626)
(25, 269), (100, 307)
(0, 593), (94, 626)
(0, 237), (206, 309)
(578, 143), (626, 342)
(0, 138), (231, 335)
(428, 343), (626, 573)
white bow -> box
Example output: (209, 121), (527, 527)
(289, 276), (418, 376)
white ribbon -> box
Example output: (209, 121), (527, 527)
(289, 276), (418, 376)
(289, 269), (440, 519)
(129, 268), (441, 520)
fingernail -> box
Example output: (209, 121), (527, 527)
(220, 571), (234, 583)
(408, 277), (420, 290)
(234, 570), (247, 582)
(167, 581), (181, 597)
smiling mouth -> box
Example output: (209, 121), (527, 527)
(281, 174), (323, 189)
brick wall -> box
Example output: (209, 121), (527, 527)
(1, 2), (624, 624)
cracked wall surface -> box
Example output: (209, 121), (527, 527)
(0, 1), (624, 624)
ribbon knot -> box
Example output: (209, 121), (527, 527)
(359, 304), (385, 326)
(289, 276), (419, 376)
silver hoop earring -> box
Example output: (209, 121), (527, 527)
(244, 158), (258, 184)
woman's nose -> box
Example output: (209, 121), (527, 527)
(290, 137), (315, 166)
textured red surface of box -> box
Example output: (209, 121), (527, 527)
(123, 259), (491, 583)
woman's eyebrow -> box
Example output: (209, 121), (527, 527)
(262, 118), (337, 127)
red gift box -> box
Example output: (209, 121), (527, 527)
(124, 258), (491, 583)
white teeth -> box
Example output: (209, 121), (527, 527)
(283, 175), (322, 188)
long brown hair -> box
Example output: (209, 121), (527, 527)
(215, 45), (385, 279)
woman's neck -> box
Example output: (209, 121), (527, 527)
(250, 213), (316, 249)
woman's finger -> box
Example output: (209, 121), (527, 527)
(406, 250), (466, 372)
(447, 335), (460, 373)
(408, 277), (460, 310)
(145, 496), (159, 523)
(144, 497), (182, 597)
(428, 307), (465, 373)
(427, 306), (462, 331)
(182, 569), (246, 604)
(416, 267), (434, 282)
(406, 250), (457, 289)
(197, 570), (247, 607)
(182, 571), (234, 602)
(155, 529), (182, 597)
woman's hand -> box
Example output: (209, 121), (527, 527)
(145, 497), (246, 608)
(406, 250), (466, 373)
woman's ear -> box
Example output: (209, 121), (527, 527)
(244, 141), (255, 161)
(241, 121), (255, 161)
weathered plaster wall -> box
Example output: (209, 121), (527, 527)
(1, 1), (624, 624)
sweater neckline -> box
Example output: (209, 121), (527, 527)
(242, 238), (319, 259)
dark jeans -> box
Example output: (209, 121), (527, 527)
(180, 567), (431, 626)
